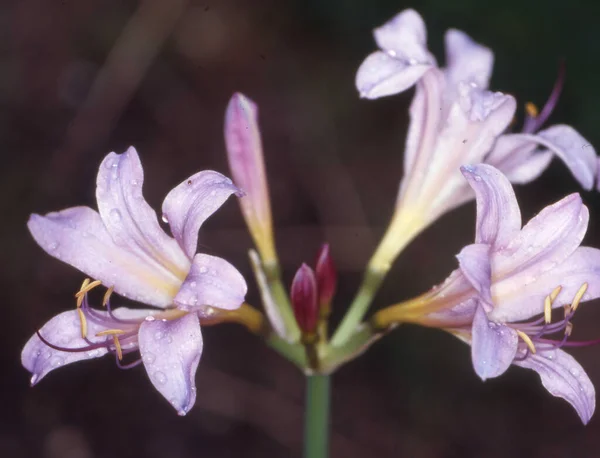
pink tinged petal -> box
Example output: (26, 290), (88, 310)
(461, 164), (521, 248)
(355, 51), (433, 99)
(519, 125), (597, 190)
(471, 304), (518, 380)
(291, 264), (319, 334)
(315, 243), (337, 309)
(174, 254), (247, 312)
(28, 208), (178, 307)
(162, 170), (241, 259)
(22, 310), (111, 385)
(444, 29), (494, 89)
(457, 243), (493, 306)
(514, 350), (595, 424)
(96, 147), (190, 280)
(494, 194), (587, 283)
(138, 313), (203, 416)
(491, 247), (600, 322)
(486, 134), (553, 185)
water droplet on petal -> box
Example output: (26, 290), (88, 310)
(190, 281), (197, 288)
(48, 242), (59, 251)
(143, 352), (156, 364)
(154, 331), (164, 341)
(210, 190), (217, 197)
(162, 215), (169, 223)
(199, 266), (208, 274)
(165, 336), (173, 344)
(571, 368), (579, 377)
(50, 356), (65, 367)
(154, 371), (167, 385)
(145, 316), (155, 322)
(109, 209), (122, 223)
(130, 179), (138, 186)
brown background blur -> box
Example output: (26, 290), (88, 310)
(3, 0), (600, 457)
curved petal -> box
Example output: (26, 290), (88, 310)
(96, 147), (190, 280)
(22, 310), (111, 385)
(494, 194), (587, 282)
(514, 349), (595, 424)
(491, 247), (600, 322)
(373, 9), (433, 63)
(519, 125), (597, 190)
(138, 312), (203, 416)
(355, 51), (432, 99)
(173, 254), (247, 312)
(28, 207), (180, 307)
(457, 243), (492, 305)
(461, 164), (521, 248)
(162, 170), (241, 259)
(471, 304), (518, 380)
(444, 29), (493, 89)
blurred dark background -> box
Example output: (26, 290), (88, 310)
(3, 0), (600, 456)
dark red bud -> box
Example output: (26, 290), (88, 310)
(291, 263), (318, 334)
(315, 243), (337, 311)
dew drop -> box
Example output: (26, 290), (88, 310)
(165, 336), (173, 344)
(145, 316), (156, 322)
(154, 371), (167, 385)
(48, 242), (59, 251)
(109, 208), (122, 223)
(162, 215), (169, 223)
(571, 368), (579, 377)
(190, 281), (197, 288)
(408, 58), (417, 65)
(210, 190), (217, 197)
(50, 356), (65, 368)
(130, 179), (138, 186)
(144, 352), (156, 364)
(154, 330), (164, 341)
(199, 266), (208, 274)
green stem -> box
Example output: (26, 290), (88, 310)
(265, 262), (301, 341)
(304, 375), (331, 458)
(330, 268), (384, 347)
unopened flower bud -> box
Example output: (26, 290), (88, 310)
(315, 243), (337, 313)
(291, 264), (318, 335)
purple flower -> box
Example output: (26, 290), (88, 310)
(390, 164), (600, 423)
(358, 9), (597, 271)
(22, 147), (248, 415)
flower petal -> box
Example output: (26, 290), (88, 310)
(28, 207), (180, 307)
(162, 170), (241, 259)
(491, 246), (600, 322)
(457, 243), (492, 305)
(355, 51), (432, 99)
(173, 254), (247, 312)
(518, 125), (597, 190)
(373, 9), (432, 62)
(138, 312), (203, 416)
(22, 310), (113, 385)
(444, 29), (493, 89)
(514, 349), (595, 424)
(486, 134), (553, 185)
(96, 147), (190, 280)
(461, 164), (521, 248)
(471, 304), (518, 380)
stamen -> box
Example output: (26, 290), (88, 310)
(565, 322), (573, 336)
(571, 283), (588, 312)
(95, 329), (126, 337)
(544, 295), (552, 324)
(76, 293), (85, 308)
(75, 280), (102, 297)
(36, 330), (107, 353)
(550, 285), (562, 302)
(525, 102), (539, 118)
(80, 278), (91, 291)
(116, 356), (143, 370)
(113, 336), (123, 360)
(77, 308), (88, 338)
(516, 330), (537, 354)
(103, 286), (114, 307)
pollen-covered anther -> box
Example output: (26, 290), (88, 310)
(95, 329), (126, 337)
(544, 295), (552, 324)
(75, 279), (102, 298)
(525, 102), (539, 118)
(77, 308), (88, 338)
(550, 285), (562, 302)
(570, 283), (588, 312)
(516, 330), (537, 354)
(103, 286), (114, 307)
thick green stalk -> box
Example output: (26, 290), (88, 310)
(304, 375), (331, 458)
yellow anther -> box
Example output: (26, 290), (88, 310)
(565, 322), (573, 337)
(75, 279), (102, 297)
(113, 336), (123, 360)
(80, 278), (91, 291)
(564, 304), (571, 319)
(525, 102), (539, 118)
(550, 285), (562, 302)
(95, 329), (126, 337)
(103, 286), (114, 307)
(516, 330), (537, 354)
(76, 293), (85, 308)
(77, 308), (88, 338)
(544, 295), (552, 324)
(571, 283), (588, 312)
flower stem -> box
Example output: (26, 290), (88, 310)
(304, 374), (330, 458)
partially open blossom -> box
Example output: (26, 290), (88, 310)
(375, 164), (600, 423)
(22, 147), (247, 415)
(357, 9), (598, 272)
(225, 93), (277, 266)
(315, 244), (337, 313)
(291, 264), (319, 335)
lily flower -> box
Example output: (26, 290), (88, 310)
(374, 164), (600, 423)
(356, 9), (598, 272)
(22, 147), (248, 415)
